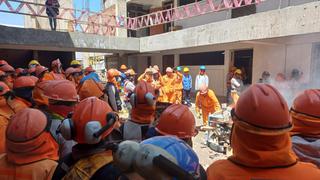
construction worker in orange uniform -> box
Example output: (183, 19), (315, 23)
(151, 66), (164, 101)
(162, 67), (176, 103)
(138, 67), (154, 84)
(65, 67), (83, 87)
(43, 80), (78, 158)
(52, 97), (121, 180)
(49, 59), (65, 80)
(0, 82), (30, 154)
(290, 89), (320, 167)
(105, 68), (122, 112)
(0, 64), (15, 89)
(15, 68), (28, 77)
(32, 65), (52, 109)
(174, 66), (183, 104)
(12, 76), (37, 108)
(0, 108), (59, 180)
(121, 80), (157, 141)
(196, 84), (221, 126)
(206, 84), (320, 180)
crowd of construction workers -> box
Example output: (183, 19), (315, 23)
(0, 58), (319, 180)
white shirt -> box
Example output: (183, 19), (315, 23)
(195, 74), (209, 91)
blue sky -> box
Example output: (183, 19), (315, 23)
(0, 0), (102, 26)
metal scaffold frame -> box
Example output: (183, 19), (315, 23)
(0, 0), (263, 33)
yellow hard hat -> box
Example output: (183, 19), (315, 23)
(70, 60), (81, 66)
(183, 67), (189, 72)
(120, 64), (127, 70)
(29, 60), (40, 66)
(235, 69), (242, 75)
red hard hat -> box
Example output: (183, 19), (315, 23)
(234, 84), (292, 132)
(0, 60), (8, 67)
(85, 67), (95, 73)
(35, 66), (48, 77)
(72, 97), (114, 144)
(6, 108), (59, 164)
(156, 104), (196, 139)
(13, 76), (36, 89)
(51, 59), (61, 67)
(43, 80), (78, 102)
(15, 68), (25, 76)
(0, 70), (6, 77)
(0, 82), (10, 96)
(107, 69), (121, 79)
(65, 67), (76, 78)
(0, 64), (15, 73)
(292, 89), (320, 117)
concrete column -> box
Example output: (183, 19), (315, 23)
(33, 50), (39, 60)
(174, 54), (179, 67)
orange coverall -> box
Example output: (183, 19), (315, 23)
(195, 89), (221, 125)
(162, 73), (176, 103)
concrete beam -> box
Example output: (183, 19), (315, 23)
(0, 25), (140, 53)
(140, 1), (320, 52)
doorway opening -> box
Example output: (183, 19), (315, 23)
(233, 49), (253, 85)
(162, 54), (174, 74)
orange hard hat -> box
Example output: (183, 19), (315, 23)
(199, 83), (208, 95)
(43, 80), (78, 102)
(125, 69), (136, 76)
(0, 81), (10, 95)
(13, 76), (36, 89)
(35, 66), (48, 77)
(120, 64), (128, 70)
(85, 67), (95, 73)
(51, 59), (62, 67)
(107, 68), (121, 79)
(6, 108), (59, 164)
(65, 67), (76, 78)
(0, 60), (8, 67)
(132, 80), (156, 106)
(156, 104), (196, 139)
(0, 70), (6, 77)
(15, 68), (25, 76)
(72, 97), (114, 144)
(292, 89), (320, 117)
(78, 79), (104, 100)
(234, 84), (292, 133)
(0, 64), (15, 73)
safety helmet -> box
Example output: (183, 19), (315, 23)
(6, 108), (59, 164)
(125, 69), (137, 76)
(0, 82), (10, 96)
(78, 79), (104, 100)
(166, 67), (173, 73)
(51, 59), (62, 68)
(200, 65), (206, 70)
(156, 104), (196, 139)
(292, 89), (320, 117)
(65, 67), (76, 78)
(70, 60), (81, 66)
(0, 64), (15, 73)
(0, 70), (6, 77)
(199, 84), (208, 95)
(130, 81), (156, 123)
(35, 66), (48, 77)
(58, 97), (116, 144)
(153, 65), (160, 72)
(137, 136), (200, 179)
(145, 68), (153, 74)
(107, 68), (121, 79)
(0, 60), (8, 67)
(13, 76), (36, 89)
(120, 64), (128, 70)
(235, 69), (242, 75)
(233, 84), (292, 134)
(176, 66), (182, 71)
(85, 67), (95, 74)
(43, 80), (78, 102)
(183, 67), (189, 72)
(28, 60), (40, 66)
